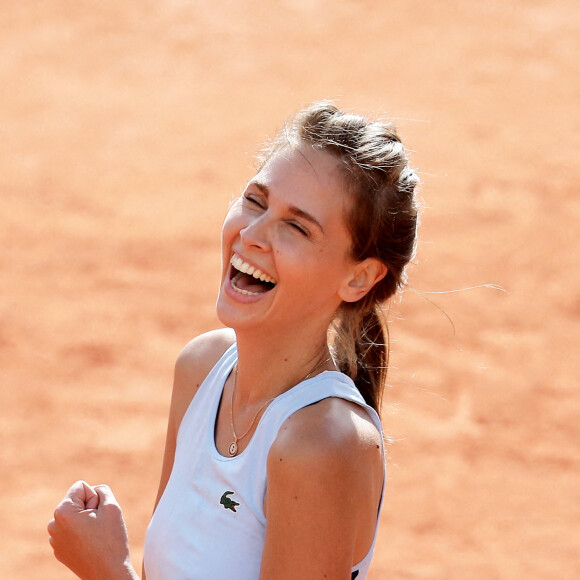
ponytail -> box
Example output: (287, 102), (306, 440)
(332, 303), (388, 413)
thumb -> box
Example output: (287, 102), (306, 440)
(83, 482), (100, 510)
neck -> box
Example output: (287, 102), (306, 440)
(232, 323), (335, 406)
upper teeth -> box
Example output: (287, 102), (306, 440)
(231, 254), (276, 284)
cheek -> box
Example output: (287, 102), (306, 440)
(221, 205), (243, 246)
(282, 250), (349, 293)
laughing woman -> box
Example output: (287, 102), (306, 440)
(48, 102), (420, 580)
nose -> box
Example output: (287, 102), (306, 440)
(239, 214), (271, 252)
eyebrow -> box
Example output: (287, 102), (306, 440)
(249, 180), (325, 234)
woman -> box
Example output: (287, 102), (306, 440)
(48, 102), (420, 579)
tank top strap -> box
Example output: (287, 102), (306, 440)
(203, 342), (238, 393)
(177, 342), (237, 446)
(256, 370), (383, 445)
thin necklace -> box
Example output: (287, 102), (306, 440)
(228, 354), (332, 457)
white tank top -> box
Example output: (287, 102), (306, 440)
(144, 344), (385, 580)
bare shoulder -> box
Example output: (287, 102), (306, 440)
(262, 398), (384, 574)
(170, 328), (236, 428)
(268, 397), (383, 487)
(175, 327), (236, 379)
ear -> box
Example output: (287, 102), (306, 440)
(338, 258), (388, 303)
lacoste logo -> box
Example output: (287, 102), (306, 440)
(220, 490), (240, 512)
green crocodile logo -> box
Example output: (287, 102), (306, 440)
(220, 490), (240, 512)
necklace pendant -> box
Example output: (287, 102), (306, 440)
(228, 441), (238, 456)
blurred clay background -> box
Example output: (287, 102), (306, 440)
(1, 1), (578, 578)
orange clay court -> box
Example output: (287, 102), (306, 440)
(0, 2), (578, 578)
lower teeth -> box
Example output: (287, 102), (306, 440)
(231, 280), (264, 296)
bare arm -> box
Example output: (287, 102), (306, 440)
(48, 329), (235, 580)
(259, 398), (383, 579)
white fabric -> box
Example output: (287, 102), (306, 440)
(144, 344), (384, 580)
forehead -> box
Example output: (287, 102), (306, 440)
(256, 144), (347, 204)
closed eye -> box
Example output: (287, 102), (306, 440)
(243, 193), (266, 209)
(242, 186), (315, 239)
(286, 221), (310, 237)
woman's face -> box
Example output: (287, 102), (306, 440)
(217, 144), (357, 334)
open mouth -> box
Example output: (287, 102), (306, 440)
(229, 253), (277, 296)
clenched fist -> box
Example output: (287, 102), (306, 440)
(48, 480), (138, 580)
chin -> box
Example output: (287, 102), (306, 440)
(217, 298), (281, 339)
(215, 288), (256, 331)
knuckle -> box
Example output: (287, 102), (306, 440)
(52, 502), (71, 524)
(101, 501), (121, 516)
(52, 508), (64, 523)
